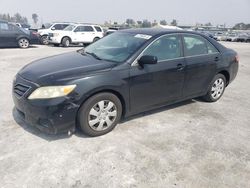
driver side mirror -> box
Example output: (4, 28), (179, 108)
(138, 55), (158, 67)
(51, 27), (55, 30)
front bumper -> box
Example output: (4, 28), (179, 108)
(12, 75), (79, 134)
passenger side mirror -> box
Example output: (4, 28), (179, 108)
(138, 55), (158, 67)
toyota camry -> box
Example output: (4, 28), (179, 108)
(12, 28), (239, 136)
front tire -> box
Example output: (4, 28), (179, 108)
(78, 93), (122, 137)
(18, 38), (29, 48)
(202, 74), (226, 102)
(62, 37), (70, 47)
(41, 35), (49, 45)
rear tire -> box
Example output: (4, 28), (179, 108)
(78, 92), (122, 137)
(202, 74), (226, 102)
(18, 38), (29, 48)
(62, 37), (70, 47)
(93, 37), (100, 43)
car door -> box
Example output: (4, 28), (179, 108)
(81, 26), (96, 43)
(182, 34), (220, 97)
(129, 34), (186, 112)
(0, 22), (15, 47)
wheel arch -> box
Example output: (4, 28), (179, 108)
(77, 88), (127, 119)
(61, 36), (72, 43)
(17, 35), (30, 42)
(218, 70), (230, 86)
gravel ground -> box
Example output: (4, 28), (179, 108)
(0, 42), (249, 188)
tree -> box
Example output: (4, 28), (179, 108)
(160, 20), (167, 25)
(141, 20), (152, 28)
(125, 18), (135, 26)
(137, 21), (142, 25)
(170, 19), (177, 26)
(233, 23), (250, 30)
(204, 22), (212, 27)
(0, 13), (28, 23)
(152, 20), (158, 27)
(32, 13), (38, 24)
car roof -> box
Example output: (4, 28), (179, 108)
(119, 28), (205, 37)
(0, 20), (8, 23)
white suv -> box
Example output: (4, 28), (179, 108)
(38, 23), (71, 44)
(48, 24), (104, 47)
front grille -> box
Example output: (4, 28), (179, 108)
(14, 84), (30, 98)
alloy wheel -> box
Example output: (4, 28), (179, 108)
(211, 78), (225, 100)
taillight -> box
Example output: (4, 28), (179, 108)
(235, 55), (239, 63)
(32, 32), (39, 36)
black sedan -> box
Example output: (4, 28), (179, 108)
(13, 28), (239, 136)
(0, 20), (40, 48)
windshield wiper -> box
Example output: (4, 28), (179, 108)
(85, 52), (102, 60)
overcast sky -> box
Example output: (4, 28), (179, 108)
(0, 0), (249, 26)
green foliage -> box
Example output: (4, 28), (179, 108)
(0, 13), (28, 24)
(233, 23), (250, 30)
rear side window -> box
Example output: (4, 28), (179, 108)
(207, 41), (219, 54)
(142, 35), (182, 61)
(183, 35), (218, 56)
(94, 26), (102, 32)
(53, 24), (68, 30)
(0, 23), (9, 31)
(83, 26), (94, 32)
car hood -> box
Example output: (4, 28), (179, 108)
(18, 51), (116, 85)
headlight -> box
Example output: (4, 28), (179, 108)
(28, 85), (76, 99)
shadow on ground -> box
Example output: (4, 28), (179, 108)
(0, 45), (39, 49)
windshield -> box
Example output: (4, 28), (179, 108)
(63, 25), (76, 31)
(84, 32), (151, 63)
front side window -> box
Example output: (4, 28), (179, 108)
(74, 26), (84, 32)
(142, 35), (182, 61)
(183, 35), (219, 56)
(63, 25), (76, 31)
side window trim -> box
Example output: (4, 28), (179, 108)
(131, 33), (184, 66)
(181, 33), (220, 58)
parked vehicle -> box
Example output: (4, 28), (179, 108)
(13, 29), (239, 136)
(214, 32), (228, 41)
(15, 23), (31, 30)
(0, 20), (40, 48)
(226, 33), (238, 42)
(234, 34), (250, 42)
(105, 27), (120, 35)
(48, 24), (104, 47)
(38, 23), (70, 45)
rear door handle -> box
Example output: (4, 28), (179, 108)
(177, 64), (184, 71)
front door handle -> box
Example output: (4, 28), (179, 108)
(177, 64), (184, 71)
(214, 56), (220, 62)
